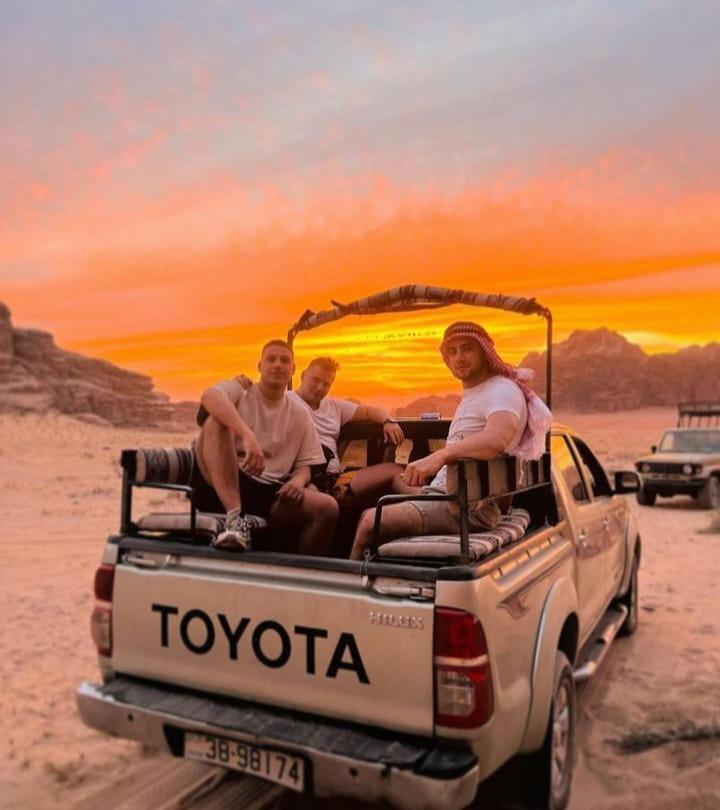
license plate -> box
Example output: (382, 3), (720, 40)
(184, 732), (305, 791)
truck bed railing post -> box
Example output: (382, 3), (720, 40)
(458, 460), (470, 564)
(545, 310), (552, 412)
(120, 467), (132, 534)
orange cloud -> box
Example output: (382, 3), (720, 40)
(2, 148), (719, 403)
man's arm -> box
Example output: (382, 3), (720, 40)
(443, 412), (519, 463)
(402, 411), (520, 487)
(200, 386), (265, 476)
(352, 404), (404, 445)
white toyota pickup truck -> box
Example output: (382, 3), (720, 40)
(77, 286), (642, 810)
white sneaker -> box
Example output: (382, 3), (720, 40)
(213, 510), (266, 552)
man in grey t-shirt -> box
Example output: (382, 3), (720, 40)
(194, 339), (337, 554)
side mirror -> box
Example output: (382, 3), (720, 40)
(651, 445), (657, 453)
(614, 470), (641, 494)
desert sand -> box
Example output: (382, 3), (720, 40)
(0, 408), (718, 809)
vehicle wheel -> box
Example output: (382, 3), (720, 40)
(698, 477), (720, 510)
(636, 486), (656, 506)
(524, 650), (576, 810)
(618, 553), (639, 637)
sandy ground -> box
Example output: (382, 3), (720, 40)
(0, 408), (718, 809)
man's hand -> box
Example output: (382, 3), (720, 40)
(277, 480), (304, 507)
(234, 374), (254, 391)
(240, 431), (266, 476)
(383, 420), (405, 446)
(401, 450), (446, 487)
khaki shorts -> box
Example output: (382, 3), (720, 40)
(404, 494), (501, 535)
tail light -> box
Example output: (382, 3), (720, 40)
(434, 607), (493, 729)
(91, 564), (115, 657)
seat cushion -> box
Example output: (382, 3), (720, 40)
(377, 508), (530, 561)
(133, 512), (268, 537)
(134, 511), (225, 535)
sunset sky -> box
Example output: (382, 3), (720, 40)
(1, 2), (719, 404)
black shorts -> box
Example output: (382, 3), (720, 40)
(190, 454), (281, 518)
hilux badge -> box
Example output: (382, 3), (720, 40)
(369, 611), (424, 629)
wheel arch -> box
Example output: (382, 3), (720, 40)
(618, 513), (641, 598)
(519, 576), (579, 753)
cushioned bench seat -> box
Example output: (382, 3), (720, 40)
(133, 512), (268, 538)
(119, 448), (268, 540)
(134, 511), (223, 536)
(377, 508), (531, 562)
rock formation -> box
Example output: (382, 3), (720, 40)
(394, 328), (720, 416)
(0, 304), (196, 427)
(521, 329), (720, 411)
(393, 394), (460, 418)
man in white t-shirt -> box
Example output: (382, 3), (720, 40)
(290, 357), (406, 499)
(349, 321), (532, 560)
(193, 340), (337, 554)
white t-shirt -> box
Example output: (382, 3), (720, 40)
(431, 376), (528, 491)
(210, 380), (325, 483)
(288, 391), (358, 474)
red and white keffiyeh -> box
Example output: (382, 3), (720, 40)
(439, 321), (552, 461)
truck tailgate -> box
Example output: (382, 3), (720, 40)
(111, 554), (436, 736)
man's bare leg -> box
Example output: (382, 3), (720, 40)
(195, 416), (241, 512)
(270, 490), (338, 556)
(343, 462), (405, 512)
(349, 503), (424, 561)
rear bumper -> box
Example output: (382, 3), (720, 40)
(77, 677), (478, 810)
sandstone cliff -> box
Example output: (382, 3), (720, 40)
(0, 304), (195, 427)
(394, 328), (720, 416)
(393, 393), (461, 418)
(521, 329), (720, 411)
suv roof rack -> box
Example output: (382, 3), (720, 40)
(677, 401), (720, 427)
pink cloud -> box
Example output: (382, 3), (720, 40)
(28, 182), (50, 202)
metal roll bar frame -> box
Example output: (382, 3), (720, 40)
(285, 285), (554, 564)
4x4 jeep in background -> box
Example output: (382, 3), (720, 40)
(635, 402), (720, 509)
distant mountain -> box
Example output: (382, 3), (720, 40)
(394, 329), (720, 415)
(0, 302), (196, 427)
(521, 328), (720, 411)
(393, 394), (460, 418)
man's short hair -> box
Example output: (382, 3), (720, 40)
(305, 356), (340, 375)
(261, 339), (294, 358)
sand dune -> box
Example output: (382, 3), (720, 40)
(0, 409), (718, 809)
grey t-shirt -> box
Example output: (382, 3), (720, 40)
(210, 380), (325, 484)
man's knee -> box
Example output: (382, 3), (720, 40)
(200, 415), (233, 439)
(274, 491), (338, 526)
(306, 491), (339, 521)
(356, 508), (376, 536)
(359, 507), (374, 526)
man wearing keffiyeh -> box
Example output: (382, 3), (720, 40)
(349, 321), (552, 560)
